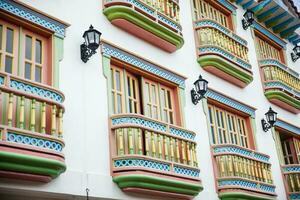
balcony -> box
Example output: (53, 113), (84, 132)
(282, 165), (300, 200)
(195, 19), (253, 88)
(212, 144), (277, 200)
(110, 114), (203, 199)
(260, 59), (300, 114)
(0, 72), (65, 182)
(103, 0), (183, 52)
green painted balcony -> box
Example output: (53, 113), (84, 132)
(282, 165), (300, 200)
(0, 72), (65, 182)
(103, 0), (184, 52)
(110, 114), (203, 199)
(260, 59), (300, 114)
(212, 144), (277, 200)
(195, 19), (253, 88)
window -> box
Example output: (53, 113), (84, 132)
(0, 20), (49, 84)
(208, 104), (249, 148)
(280, 134), (300, 165)
(110, 65), (177, 125)
(256, 34), (285, 63)
(193, 0), (232, 30)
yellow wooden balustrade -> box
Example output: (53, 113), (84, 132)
(262, 65), (300, 92)
(114, 127), (198, 167)
(197, 27), (249, 62)
(286, 173), (300, 193)
(215, 154), (273, 184)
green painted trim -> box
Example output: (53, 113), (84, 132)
(219, 191), (276, 200)
(179, 88), (186, 127)
(265, 90), (300, 110)
(17, 26), (23, 76)
(198, 56), (253, 85)
(102, 55), (113, 115)
(53, 36), (64, 88)
(250, 117), (258, 149)
(103, 6), (184, 49)
(113, 174), (203, 196)
(0, 151), (66, 178)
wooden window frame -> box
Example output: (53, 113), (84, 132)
(207, 99), (255, 150)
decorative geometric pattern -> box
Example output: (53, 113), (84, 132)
(0, 0), (67, 38)
(7, 132), (63, 152)
(114, 158), (171, 171)
(264, 81), (300, 98)
(253, 21), (286, 49)
(290, 194), (300, 200)
(213, 145), (270, 163)
(105, 0), (181, 32)
(0, 76), (4, 85)
(259, 59), (299, 77)
(282, 165), (300, 173)
(170, 127), (195, 140)
(174, 165), (200, 177)
(195, 20), (247, 46)
(217, 0), (236, 13)
(102, 43), (186, 88)
(206, 89), (256, 117)
(199, 46), (252, 70)
(111, 115), (196, 141)
(111, 116), (167, 132)
(218, 179), (276, 193)
(275, 120), (300, 136)
(10, 80), (64, 103)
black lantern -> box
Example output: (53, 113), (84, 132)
(261, 107), (277, 132)
(242, 10), (254, 30)
(191, 75), (208, 105)
(291, 45), (300, 62)
(81, 25), (102, 63)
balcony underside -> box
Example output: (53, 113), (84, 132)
(0, 127), (66, 182)
(113, 172), (203, 199)
(103, 6), (184, 52)
(264, 89), (300, 114)
(219, 190), (276, 200)
(198, 55), (253, 88)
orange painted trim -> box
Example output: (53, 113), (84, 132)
(0, 170), (51, 182)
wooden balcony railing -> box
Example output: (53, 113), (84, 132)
(0, 72), (64, 137)
(212, 144), (277, 198)
(260, 59), (300, 113)
(110, 114), (203, 198)
(282, 165), (300, 200)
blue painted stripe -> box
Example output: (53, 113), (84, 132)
(273, 17), (294, 33)
(280, 23), (300, 38)
(265, 12), (288, 28)
(242, 0), (255, 9)
(250, 0), (271, 14)
(257, 6), (280, 22)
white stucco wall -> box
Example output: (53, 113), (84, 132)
(0, 0), (300, 199)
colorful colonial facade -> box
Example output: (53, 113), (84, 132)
(0, 0), (300, 200)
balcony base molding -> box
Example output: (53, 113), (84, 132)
(113, 173), (203, 199)
(219, 190), (277, 200)
(265, 90), (300, 114)
(198, 55), (253, 88)
(103, 6), (184, 52)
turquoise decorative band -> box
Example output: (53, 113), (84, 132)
(206, 89), (256, 117)
(10, 80), (64, 103)
(259, 59), (299, 77)
(217, 0), (236, 13)
(218, 179), (276, 193)
(0, 76), (4, 85)
(253, 21), (286, 49)
(275, 120), (300, 136)
(290, 194), (300, 200)
(264, 82), (300, 98)
(111, 115), (196, 140)
(198, 46), (251, 70)
(114, 158), (200, 177)
(102, 43), (186, 88)
(213, 145), (270, 163)
(7, 132), (63, 152)
(195, 20), (247, 46)
(282, 165), (300, 173)
(157, 13), (181, 31)
(0, 0), (68, 37)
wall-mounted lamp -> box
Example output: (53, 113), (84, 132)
(191, 75), (208, 105)
(242, 10), (254, 30)
(261, 107), (277, 132)
(291, 44), (300, 62)
(81, 25), (102, 63)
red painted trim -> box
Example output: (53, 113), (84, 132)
(269, 98), (300, 114)
(0, 170), (51, 182)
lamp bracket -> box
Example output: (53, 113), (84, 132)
(81, 43), (97, 63)
(291, 52), (299, 62)
(191, 89), (204, 105)
(261, 119), (271, 132)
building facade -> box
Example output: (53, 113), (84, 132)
(0, 0), (300, 199)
